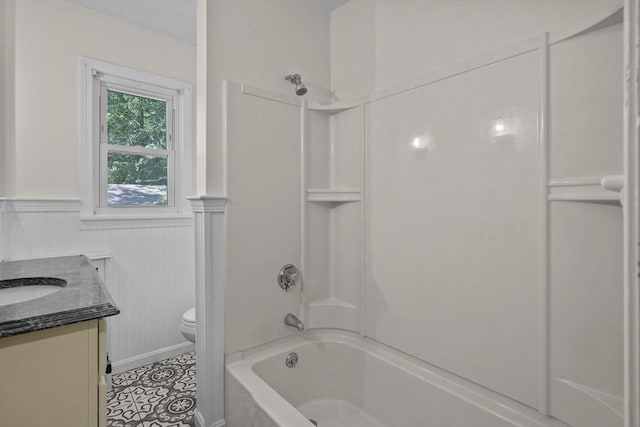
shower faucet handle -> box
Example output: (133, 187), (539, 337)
(278, 264), (300, 291)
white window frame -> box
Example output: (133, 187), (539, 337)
(79, 57), (193, 228)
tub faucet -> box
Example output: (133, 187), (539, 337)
(284, 313), (304, 331)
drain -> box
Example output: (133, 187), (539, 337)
(285, 352), (298, 368)
(309, 419), (318, 426)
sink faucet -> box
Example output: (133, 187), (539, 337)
(284, 313), (304, 331)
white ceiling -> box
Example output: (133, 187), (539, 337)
(66, 0), (348, 46)
(67, 0), (197, 44)
(311, 0), (349, 13)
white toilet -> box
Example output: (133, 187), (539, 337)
(180, 307), (196, 343)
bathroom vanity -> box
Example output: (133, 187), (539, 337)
(0, 255), (119, 427)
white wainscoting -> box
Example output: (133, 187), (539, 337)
(1, 199), (195, 371)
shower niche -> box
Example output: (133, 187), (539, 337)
(303, 99), (364, 332)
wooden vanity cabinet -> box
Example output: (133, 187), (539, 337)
(0, 319), (107, 427)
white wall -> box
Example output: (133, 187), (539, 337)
(12, 0), (195, 198)
(204, 0), (331, 195)
(331, 0), (620, 98)
(0, 0), (15, 199)
(2, 0), (197, 370)
(0, 1), (5, 198)
(330, 0), (375, 100)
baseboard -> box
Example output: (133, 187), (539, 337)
(112, 341), (195, 374)
(194, 410), (225, 427)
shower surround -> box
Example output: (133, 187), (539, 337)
(194, 1), (629, 426)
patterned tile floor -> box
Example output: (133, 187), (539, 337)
(107, 352), (196, 427)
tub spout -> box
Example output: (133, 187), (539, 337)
(284, 313), (304, 331)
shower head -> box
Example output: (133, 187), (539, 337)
(285, 73), (307, 96)
(295, 84), (307, 96)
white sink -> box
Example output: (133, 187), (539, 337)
(0, 278), (66, 307)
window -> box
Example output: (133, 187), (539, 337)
(100, 79), (174, 207)
(80, 58), (192, 227)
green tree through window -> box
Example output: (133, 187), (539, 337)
(106, 91), (169, 205)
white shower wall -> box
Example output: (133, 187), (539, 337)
(325, 1), (624, 426)
(224, 83), (303, 355)
(366, 49), (540, 407)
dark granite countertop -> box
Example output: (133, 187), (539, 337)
(0, 255), (120, 338)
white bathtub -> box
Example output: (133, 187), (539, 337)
(225, 330), (565, 427)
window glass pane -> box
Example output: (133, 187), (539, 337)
(107, 90), (167, 149)
(107, 152), (168, 206)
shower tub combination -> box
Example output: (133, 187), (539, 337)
(226, 331), (565, 427)
(220, 4), (625, 425)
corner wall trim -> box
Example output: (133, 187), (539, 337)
(190, 196), (226, 426)
(623, 1), (640, 426)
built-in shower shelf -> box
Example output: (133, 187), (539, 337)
(306, 189), (362, 203)
(309, 296), (358, 309)
(306, 100), (360, 114)
(548, 193), (620, 204)
(307, 297), (360, 331)
(547, 174), (623, 205)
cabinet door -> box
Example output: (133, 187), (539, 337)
(0, 320), (99, 427)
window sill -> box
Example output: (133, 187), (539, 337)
(80, 214), (193, 230)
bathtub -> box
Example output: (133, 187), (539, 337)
(225, 330), (564, 427)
